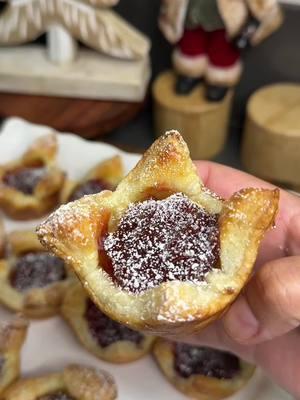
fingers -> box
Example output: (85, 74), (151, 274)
(223, 256), (300, 345)
(254, 330), (300, 398)
(195, 161), (275, 198)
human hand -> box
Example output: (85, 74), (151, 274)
(185, 161), (300, 397)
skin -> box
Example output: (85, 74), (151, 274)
(182, 161), (300, 398)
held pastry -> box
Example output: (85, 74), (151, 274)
(0, 134), (65, 220)
(0, 230), (74, 318)
(153, 339), (255, 400)
(0, 316), (28, 395)
(2, 364), (117, 400)
(37, 131), (279, 335)
(60, 156), (124, 203)
(61, 283), (155, 363)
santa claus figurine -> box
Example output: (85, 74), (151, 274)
(159, 0), (283, 101)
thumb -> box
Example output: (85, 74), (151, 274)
(223, 256), (300, 344)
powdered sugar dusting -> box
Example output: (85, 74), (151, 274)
(104, 193), (220, 294)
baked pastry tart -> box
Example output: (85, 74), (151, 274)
(37, 131), (279, 335)
(2, 364), (117, 400)
(0, 134), (65, 220)
(0, 316), (28, 395)
(60, 156), (124, 203)
(0, 230), (73, 318)
(153, 339), (255, 400)
(62, 283), (155, 363)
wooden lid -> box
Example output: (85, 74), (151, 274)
(153, 70), (232, 113)
(247, 83), (300, 137)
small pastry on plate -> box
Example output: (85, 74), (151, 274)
(0, 230), (73, 318)
(61, 283), (155, 363)
(0, 134), (65, 220)
(60, 156), (124, 203)
(37, 131), (279, 335)
(2, 364), (117, 400)
(0, 316), (28, 395)
(153, 339), (255, 400)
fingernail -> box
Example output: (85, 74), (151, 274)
(223, 296), (259, 343)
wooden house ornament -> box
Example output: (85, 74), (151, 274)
(0, 0), (151, 101)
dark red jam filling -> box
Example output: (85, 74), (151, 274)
(10, 252), (66, 292)
(38, 392), (75, 400)
(3, 167), (46, 195)
(102, 193), (220, 294)
(85, 299), (144, 348)
(69, 179), (112, 202)
(174, 343), (241, 379)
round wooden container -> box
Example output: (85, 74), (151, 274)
(241, 84), (300, 190)
(152, 70), (233, 160)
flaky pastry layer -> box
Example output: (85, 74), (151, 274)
(0, 134), (65, 220)
(153, 338), (255, 400)
(60, 155), (124, 203)
(0, 230), (74, 318)
(37, 131), (279, 335)
(2, 364), (117, 400)
(62, 283), (155, 363)
(0, 316), (28, 394)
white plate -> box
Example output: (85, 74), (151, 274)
(0, 118), (291, 400)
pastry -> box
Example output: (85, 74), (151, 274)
(2, 364), (117, 400)
(0, 316), (28, 395)
(61, 283), (155, 363)
(0, 219), (5, 259)
(153, 339), (255, 400)
(60, 156), (123, 203)
(0, 230), (73, 318)
(0, 134), (65, 220)
(37, 131), (279, 335)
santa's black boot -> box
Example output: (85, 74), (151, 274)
(0, 1), (8, 15)
(205, 85), (229, 102)
(175, 75), (202, 95)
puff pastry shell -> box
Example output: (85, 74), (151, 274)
(0, 134), (65, 220)
(0, 316), (28, 394)
(0, 230), (73, 318)
(2, 364), (117, 400)
(37, 131), (279, 335)
(153, 339), (255, 400)
(61, 283), (155, 363)
(60, 155), (124, 203)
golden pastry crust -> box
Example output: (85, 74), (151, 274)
(60, 155), (124, 203)
(0, 316), (28, 395)
(2, 364), (117, 400)
(0, 230), (74, 318)
(153, 339), (255, 400)
(37, 131), (279, 335)
(0, 219), (5, 259)
(61, 283), (155, 363)
(0, 134), (65, 220)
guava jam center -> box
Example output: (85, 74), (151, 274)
(102, 193), (220, 294)
(174, 343), (241, 379)
(10, 252), (66, 292)
(3, 167), (46, 195)
(85, 299), (144, 347)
